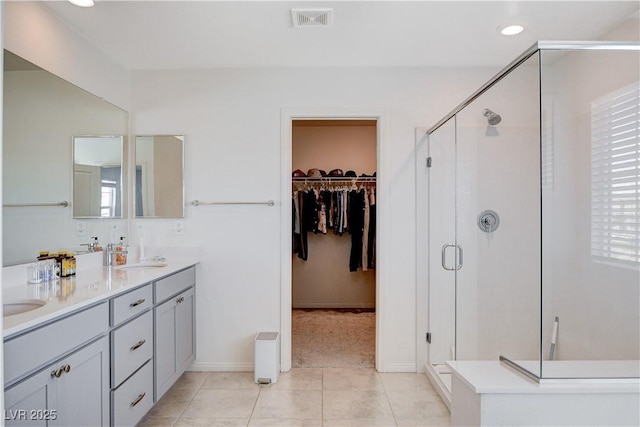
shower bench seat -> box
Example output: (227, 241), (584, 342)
(446, 360), (640, 426)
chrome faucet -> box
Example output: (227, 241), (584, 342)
(81, 242), (97, 253)
(103, 243), (128, 267)
(79, 237), (100, 254)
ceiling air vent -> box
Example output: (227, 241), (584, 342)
(292, 8), (333, 28)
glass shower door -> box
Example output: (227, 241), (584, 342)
(427, 117), (456, 384)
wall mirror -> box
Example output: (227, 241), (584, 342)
(73, 136), (124, 218)
(135, 135), (184, 218)
(3, 50), (129, 266)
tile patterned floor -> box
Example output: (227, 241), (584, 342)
(137, 369), (450, 427)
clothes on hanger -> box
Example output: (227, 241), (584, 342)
(292, 177), (376, 271)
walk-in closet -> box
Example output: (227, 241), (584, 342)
(291, 119), (377, 368)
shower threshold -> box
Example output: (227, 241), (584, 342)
(425, 363), (453, 409)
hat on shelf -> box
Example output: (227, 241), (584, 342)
(328, 169), (344, 177)
(344, 170), (357, 177)
(292, 169), (306, 177)
(307, 168), (323, 178)
(319, 169), (327, 177)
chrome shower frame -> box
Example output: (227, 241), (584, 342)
(425, 40), (640, 387)
(427, 41), (640, 135)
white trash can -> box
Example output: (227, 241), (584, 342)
(254, 332), (280, 384)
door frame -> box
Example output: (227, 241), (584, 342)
(280, 107), (390, 372)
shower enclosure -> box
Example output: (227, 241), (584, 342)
(424, 41), (639, 401)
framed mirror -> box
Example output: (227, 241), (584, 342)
(73, 136), (124, 218)
(135, 135), (184, 218)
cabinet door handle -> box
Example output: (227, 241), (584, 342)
(130, 392), (146, 408)
(176, 296), (184, 304)
(50, 364), (70, 378)
(130, 298), (146, 307)
(130, 339), (146, 351)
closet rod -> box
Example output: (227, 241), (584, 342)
(3, 201), (69, 208)
(292, 178), (376, 183)
(191, 199), (275, 207)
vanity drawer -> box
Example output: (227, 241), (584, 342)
(4, 302), (108, 386)
(111, 310), (153, 388)
(155, 266), (196, 303)
(111, 283), (153, 326)
(111, 360), (154, 427)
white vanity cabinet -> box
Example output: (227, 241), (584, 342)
(109, 284), (154, 426)
(153, 267), (196, 400)
(3, 303), (110, 427)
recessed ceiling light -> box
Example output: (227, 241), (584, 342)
(69, 0), (95, 7)
(498, 24), (524, 36)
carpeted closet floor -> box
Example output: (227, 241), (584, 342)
(291, 308), (375, 368)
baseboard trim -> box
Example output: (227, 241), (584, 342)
(292, 302), (376, 309)
(189, 362), (253, 372)
(378, 363), (416, 373)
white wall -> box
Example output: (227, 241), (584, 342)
(131, 66), (496, 371)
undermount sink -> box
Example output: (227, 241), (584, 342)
(115, 263), (168, 270)
(3, 299), (47, 317)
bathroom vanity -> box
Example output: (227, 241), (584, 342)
(2, 258), (198, 426)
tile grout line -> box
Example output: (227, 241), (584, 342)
(378, 372), (399, 427)
(246, 380), (266, 426)
(321, 368), (325, 427)
(172, 372), (212, 427)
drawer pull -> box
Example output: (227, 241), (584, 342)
(63, 364), (71, 373)
(130, 298), (146, 308)
(130, 392), (146, 408)
(176, 296), (185, 304)
(130, 339), (146, 351)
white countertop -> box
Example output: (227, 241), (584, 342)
(446, 361), (640, 394)
(3, 257), (199, 338)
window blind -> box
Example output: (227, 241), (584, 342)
(591, 81), (640, 267)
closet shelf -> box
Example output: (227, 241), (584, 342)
(292, 177), (376, 183)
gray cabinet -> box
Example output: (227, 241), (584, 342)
(3, 264), (196, 427)
(4, 337), (109, 427)
(154, 286), (195, 400)
(109, 285), (154, 426)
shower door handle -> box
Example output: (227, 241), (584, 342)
(441, 243), (463, 271)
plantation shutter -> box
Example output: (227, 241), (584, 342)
(590, 81), (640, 266)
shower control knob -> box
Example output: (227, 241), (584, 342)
(477, 210), (500, 233)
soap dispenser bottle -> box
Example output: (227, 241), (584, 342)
(115, 237), (128, 265)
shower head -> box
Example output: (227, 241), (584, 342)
(482, 108), (502, 126)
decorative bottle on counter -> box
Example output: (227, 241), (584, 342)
(59, 252), (73, 278)
(116, 236), (128, 265)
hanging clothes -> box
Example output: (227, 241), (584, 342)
(348, 188), (366, 272)
(367, 188), (376, 269)
(361, 186), (370, 271)
(292, 177), (376, 270)
(318, 190), (328, 235)
(293, 191), (308, 260)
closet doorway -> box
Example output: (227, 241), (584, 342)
(291, 119), (377, 368)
